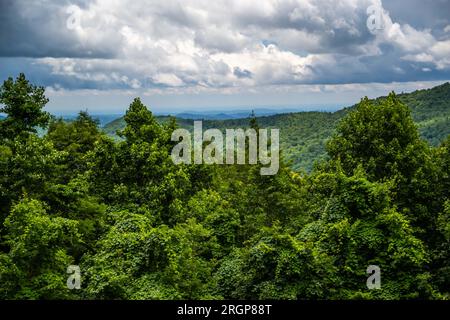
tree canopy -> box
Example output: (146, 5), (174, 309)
(0, 74), (448, 300)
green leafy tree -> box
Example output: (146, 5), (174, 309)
(0, 198), (80, 299)
(298, 169), (434, 299)
(326, 94), (440, 236)
(0, 135), (66, 221)
(82, 213), (219, 299)
(88, 98), (212, 226)
(0, 73), (50, 141)
(46, 111), (104, 180)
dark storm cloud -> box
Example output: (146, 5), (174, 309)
(0, 0), (117, 58)
(230, 0), (376, 54)
(383, 0), (450, 31)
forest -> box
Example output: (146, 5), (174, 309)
(0, 73), (449, 300)
(103, 82), (450, 172)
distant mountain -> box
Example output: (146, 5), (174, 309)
(174, 112), (244, 120)
(174, 112), (252, 120)
(61, 114), (123, 126)
(95, 108), (317, 128)
(172, 108), (315, 120)
(103, 82), (450, 171)
(103, 115), (193, 137)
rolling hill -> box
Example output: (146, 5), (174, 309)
(103, 82), (450, 171)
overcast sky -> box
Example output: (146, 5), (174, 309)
(1, 0), (450, 114)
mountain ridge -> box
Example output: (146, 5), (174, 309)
(103, 82), (450, 171)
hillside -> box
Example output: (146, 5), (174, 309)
(384, 82), (450, 146)
(103, 82), (450, 171)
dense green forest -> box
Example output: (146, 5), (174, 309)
(104, 83), (450, 171)
(0, 74), (449, 299)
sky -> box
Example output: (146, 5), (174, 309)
(1, 0), (450, 115)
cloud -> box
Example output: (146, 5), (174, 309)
(0, 0), (450, 93)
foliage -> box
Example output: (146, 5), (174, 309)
(0, 73), (50, 141)
(102, 83), (450, 172)
(0, 74), (449, 300)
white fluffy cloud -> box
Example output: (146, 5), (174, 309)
(1, 0), (450, 93)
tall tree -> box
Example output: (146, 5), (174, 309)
(0, 73), (50, 141)
(326, 93), (438, 233)
(46, 111), (104, 180)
